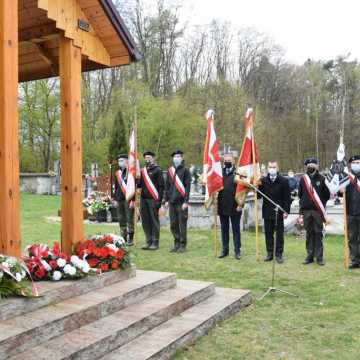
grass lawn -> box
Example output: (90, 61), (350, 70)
(20, 193), (359, 360)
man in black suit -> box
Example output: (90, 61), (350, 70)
(218, 154), (242, 260)
(258, 161), (291, 263)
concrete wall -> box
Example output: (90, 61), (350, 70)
(20, 173), (57, 195)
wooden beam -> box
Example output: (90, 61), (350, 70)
(59, 33), (84, 254)
(19, 22), (57, 43)
(0, 0), (21, 256)
(33, 43), (57, 75)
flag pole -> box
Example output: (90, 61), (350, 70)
(343, 188), (350, 269)
(133, 105), (138, 246)
(213, 194), (218, 257)
(251, 114), (260, 261)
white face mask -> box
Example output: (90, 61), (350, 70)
(268, 168), (277, 176)
(351, 163), (360, 174)
(173, 155), (183, 168)
(118, 160), (127, 169)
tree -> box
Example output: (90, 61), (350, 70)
(108, 110), (128, 162)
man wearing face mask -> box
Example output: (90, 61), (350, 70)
(218, 154), (242, 260)
(298, 158), (330, 266)
(328, 155), (360, 269)
(257, 161), (291, 263)
(165, 150), (191, 253)
(139, 151), (164, 250)
(113, 154), (135, 246)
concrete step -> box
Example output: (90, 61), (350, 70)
(0, 270), (176, 359)
(8, 279), (215, 360)
(0, 265), (136, 321)
(100, 287), (252, 360)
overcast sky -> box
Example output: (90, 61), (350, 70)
(180, 0), (359, 64)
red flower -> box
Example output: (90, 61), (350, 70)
(49, 260), (58, 270)
(111, 260), (119, 270)
(34, 266), (46, 280)
(100, 263), (109, 272)
(87, 258), (99, 268)
(116, 249), (125, 260)
(59, 252), (70, 262)
(51, 242), (60, 257)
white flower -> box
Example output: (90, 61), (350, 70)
(40, 260), (52, 272)
(110, 234), (125, 247)
(7, 257), (17, 267)
(63, 264), (76, 276)
(15, 273), (22, 282)
(2, 262), (10, 270)
(70, 255), (81, 267)
(81, 261), (90, 273)
(52, 271), (62, 281)
(0, 270), (3, 280)
(106, 243), (118, 252)
(57, 258), (67, 268)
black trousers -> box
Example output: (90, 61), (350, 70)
(348, 216), (360, 265)
(219, 213), (241, 255)
(140, 198), (160, 246)
(117, 200), (134, 240)
(303, 210), (324, 261)
(264, 216), (284, 257)
(169, 203), (188, 247)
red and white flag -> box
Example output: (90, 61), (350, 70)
(203, 109), (223, 208)
(235, 108), (260, 205)
(126, 128), (137, 201)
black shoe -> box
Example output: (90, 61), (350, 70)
(127, 234), (134, 247)
(264, 254), (273, 262)
(170, 247), (179, 253)
(317, 259), (325, 266)
(177, 246), (186, 253)
(276, 255), (284, 264)
(235, 253), (241, 260)
(218, 253), (229, 259)
(303, 258), (314, 265)
(142, 244), (151, 250)
(148, 243), (159, 251)
(349, 263), (359, 269)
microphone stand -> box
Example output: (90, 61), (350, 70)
(244, 181), (298, 300)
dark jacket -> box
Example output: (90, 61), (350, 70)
(298, 172), (330, 212)
(345, 176), (360, 216)
(165, 164), (191, 204)
(258, 174), (291, 219)
(114, 168), (127, 202)
(139, 164), (164, 204)
(217, 166), (238, 216)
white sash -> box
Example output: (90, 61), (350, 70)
(141, 167), (159, 201)
(168, 167), (186, 197)
(115, 170), (127, 196)
(303, 174), (327, 222)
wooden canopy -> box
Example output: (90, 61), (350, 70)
(0, 0), (139, 256)
(20, 0), (140, 82)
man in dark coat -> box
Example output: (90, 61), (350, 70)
(165, 150), (191, 253)
(298, 157), (330, 266)
(113, 154), (135, 246)
(258, 161), (291, 263)
(139, 151), (164, 250)
(217, 154), (242, 260)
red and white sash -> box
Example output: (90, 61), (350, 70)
(168, 167), (186, 197)
(115, 170), (127, 196)
(303, 174), (327, 223)
(349, 173), (360, 192)
(141, 167), (159, 201)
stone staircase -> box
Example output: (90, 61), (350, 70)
(0, 267), (251, 360)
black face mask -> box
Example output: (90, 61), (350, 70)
(307, 167), (316, 176)
(224, 162), (232, 169)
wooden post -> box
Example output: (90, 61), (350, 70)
(0, 0), (21, 257)
(59, 33), (84, 254)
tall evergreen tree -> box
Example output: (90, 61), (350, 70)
(108, 109), (128, 162)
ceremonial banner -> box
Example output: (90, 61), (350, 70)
(126, 128), (137, 201)
(203, 109), (223, 208)
(235, 108), (260, 206)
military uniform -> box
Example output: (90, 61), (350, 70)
(139, 153), (164, 250)
(114, 167), (135, 246)
(298, 158), (330, 265)
(165, 157), (191, 252)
